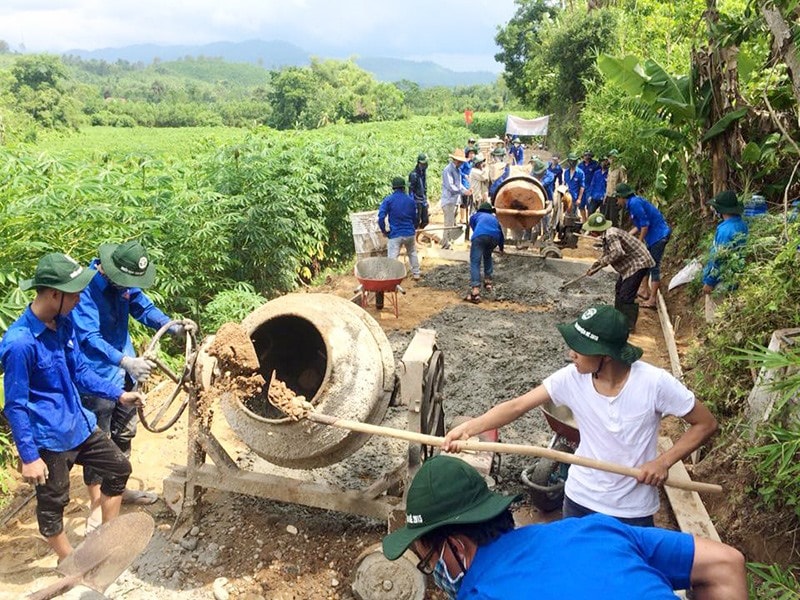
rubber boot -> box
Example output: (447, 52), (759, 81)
(618, 303), (639, 333)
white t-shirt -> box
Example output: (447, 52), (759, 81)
(542, 361), (696, 518)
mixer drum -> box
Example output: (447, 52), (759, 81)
(220, 293), (395, 469)
(493, 173), (549, 231)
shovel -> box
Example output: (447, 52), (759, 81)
(559, 272), (590, 291)
(28, 512), (155, 600)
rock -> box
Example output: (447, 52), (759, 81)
(286, 524), (298, 535)
(331, 578), (339, 587)
(213, 577), (230, 600)
(179, 536), (197, 551)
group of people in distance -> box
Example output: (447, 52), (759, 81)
(1, 242), (189, 560)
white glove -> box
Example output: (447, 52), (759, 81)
(121, 356), (154, 381)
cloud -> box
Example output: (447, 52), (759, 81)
(0, 0), (516, 71)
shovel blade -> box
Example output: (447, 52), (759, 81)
(58, 512), (155, 593)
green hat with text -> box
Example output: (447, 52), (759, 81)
(556, 305), (643, 364)
(382, 455), (518, 561)
(582, 211), (612, 232)
(99, 241), (156, 289)
(20, 253), (95, 293)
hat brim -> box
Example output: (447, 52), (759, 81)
(709, 201), (743, 215)
(449, 154), (465, 162)
(556, 321), (642, 365)
(382, 491), (517, 561)
(582, 220), (611, 233)
(20, 267), (96, 294)
(99, 243), (156, 288)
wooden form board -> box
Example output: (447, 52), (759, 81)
(658, 437), (720, 542)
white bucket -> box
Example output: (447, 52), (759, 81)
(350, 211), (387, 259)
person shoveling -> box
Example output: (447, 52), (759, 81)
(27, 512), (155, 600)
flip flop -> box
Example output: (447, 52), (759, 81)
(463, 292), (481, 304)
(484, 281), (494, 292)
(637, 292), (650, 301)
(121, 489), (159, 505)
(640, 303), (657, 310)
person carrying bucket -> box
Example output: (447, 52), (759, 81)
(443, 304), (718, 527)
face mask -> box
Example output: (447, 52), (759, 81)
(432, 542), (464, 599)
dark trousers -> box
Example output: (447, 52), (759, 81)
(416, 201), (429, 229)
(602, 196), (621, 227)
(81, 395), (138, 485)
(615, 268), (650, 331)
(562, 495), (655, 527)
(37, 429), (131, 537)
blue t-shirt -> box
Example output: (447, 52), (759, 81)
(72, 261), (171, 389)
(581, 158), (600, 189)
(564, 167), (585, 200)
(702, 216), (749, 287)
(469, 211), (505, 251)
(378, 190), (418, 238)
(0, 307), (123, 463)
(587, 167), (608, 200)
(457, 514), (694, 599)
(626, 195), (671, 247)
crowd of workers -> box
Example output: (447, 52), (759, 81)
(2, 133), (752, 598)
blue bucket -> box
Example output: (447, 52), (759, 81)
(744, 194), (767, 217)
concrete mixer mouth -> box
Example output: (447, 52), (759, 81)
(239, 315), (330, 423)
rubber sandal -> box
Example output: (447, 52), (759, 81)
(484, 281), (494, 292)
(640, 303), (657, 310)
(463, 292), (481, 304)
(121, 489), (159, 505)
(637, 292), (650, 301)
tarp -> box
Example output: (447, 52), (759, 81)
(506, 114), (550, 136)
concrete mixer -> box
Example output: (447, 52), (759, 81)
(135, 293), (472, 600)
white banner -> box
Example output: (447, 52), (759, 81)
(505, 114), (550, 136)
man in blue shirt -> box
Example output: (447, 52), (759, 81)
(0, 253), (145, 560)
(382, 455), (746, 600)
(509, 137), (524, 165)
(586, 155), (609, 216)
(466, 202), (504, 303)
(408, 153), (429, 229)
(563, 154), (585, 218)
(546, 155), (563, 186)
(378, 176), (420, 279)
(71, 240), (179, 519)
(616, 183), (671, 308)
(580, 150), (600, 191)
(702, 190), (749, 294)
(459, 148), (476, 224)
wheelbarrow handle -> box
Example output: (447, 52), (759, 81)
(396, 284), (407, 295)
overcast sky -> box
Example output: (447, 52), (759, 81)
(0, 0), (519, 72)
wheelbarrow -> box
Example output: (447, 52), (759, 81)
(354, 257), (407, 318)
(521, 399), (580, 512)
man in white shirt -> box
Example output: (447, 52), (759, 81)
(443, 305), (718, 526)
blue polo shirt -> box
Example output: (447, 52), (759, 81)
(457, 514), (694, 599)
(587, 166), (608, 200)
(469, 211), (505, 251)
(0, 307), (123, 463)
(71, 261), (171, 389)
(378, 190), (418, 238)
(626, 195), (671, 247)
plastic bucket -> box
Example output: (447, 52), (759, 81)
(350, 210), (387, 259)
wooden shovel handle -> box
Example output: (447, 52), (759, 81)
(307, 413), (722, 495)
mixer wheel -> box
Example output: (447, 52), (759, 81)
(420, 350), (445, 461)
(136, 319), (199, 433)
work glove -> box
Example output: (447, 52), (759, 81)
(121, 356), (154, 381)
(168, 320), (197, 338)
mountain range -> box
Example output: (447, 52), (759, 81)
(64, 39), (498, 88)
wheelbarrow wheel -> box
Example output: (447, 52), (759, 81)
(375, 291), (385, 310)
(521, 457), (566, 513)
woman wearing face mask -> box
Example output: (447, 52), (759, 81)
(382, 456), (746, 599)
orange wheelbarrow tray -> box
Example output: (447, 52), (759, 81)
(354, 257), (407, 317)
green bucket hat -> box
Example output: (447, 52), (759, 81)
(567, 153), (579, 162)
(556, 305), (643, 364)
(417, 153), (428, 164)
(608, 149), (619, 157)
(708, 190), (742, 215)
(382, 456), (519, 561)
(582, 211), (612, 233)
(20, 253), (95, 293)
(615, 183), (635, 198)
(477, 202), (495, 213)
(531, 158), (547, 176)
(99, 241), (156, 289)
(391, 176), (407, 190)
(491, 147), (506, 157)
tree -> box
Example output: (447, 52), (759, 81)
(10, 54), (80, 130)
(494, 0), (560, 104)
